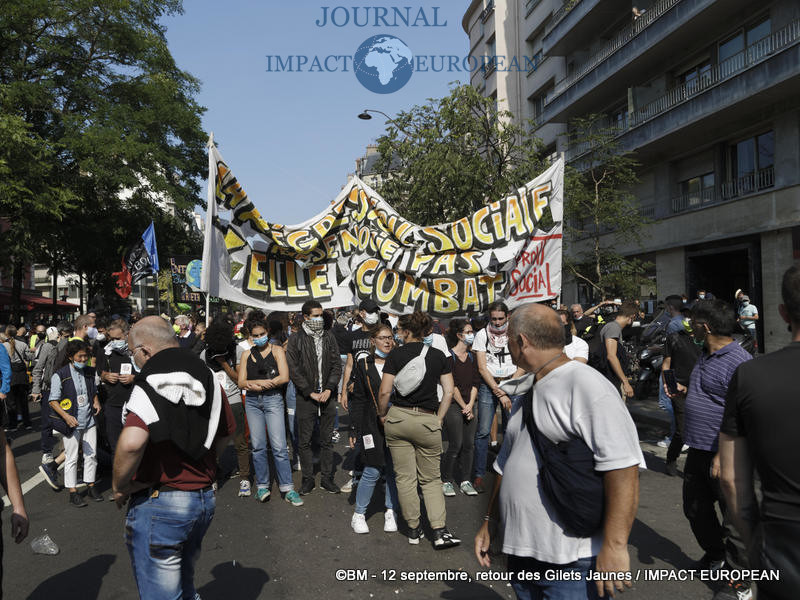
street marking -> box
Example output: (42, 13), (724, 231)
(1, 463), (66, 507)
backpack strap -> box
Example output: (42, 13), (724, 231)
(361, 357), (381, 415)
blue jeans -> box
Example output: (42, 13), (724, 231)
(473, 384), (510, 479)
(508, 555), (599, 600)
(245, 392), (294, 492)
(354, 448), (399, 515)
(285, 381), (298, 455)
(125, 488), (216, 600)
(657, 373), (675, 438)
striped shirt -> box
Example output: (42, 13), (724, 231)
(684, 341), (752, 452)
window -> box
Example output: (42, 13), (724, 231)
(531, 89), (550, 122)
(680, 172), (715, 206)
(726, 130), (775, 196)
(682, 61), (712, 93)
(746, 18), (771, 45)
(719, 33), (744, 63)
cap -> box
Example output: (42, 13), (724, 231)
(359, 299), (380, 313)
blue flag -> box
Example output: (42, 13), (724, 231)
(142, 221), (159, 272)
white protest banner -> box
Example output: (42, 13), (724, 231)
(201, 141), (563, 316)
(505, 226), (563, 309)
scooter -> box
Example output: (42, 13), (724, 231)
(634, 335), (665, 400)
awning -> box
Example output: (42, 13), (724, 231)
(0, 293), (80, 311)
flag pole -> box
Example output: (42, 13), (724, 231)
(204, 131), (215, 327)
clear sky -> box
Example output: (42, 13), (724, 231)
(163, 1), (471, 225)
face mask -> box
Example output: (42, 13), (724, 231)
(375, 348), (388, 358)
(698, 294), (705, 300)
(422, 334), (434, 346)
(73, 361), (86, 370)
(463, 333), (475, 345)
(87, 326), (98, 339)
(305, 317), (324, 333)
(742, 301), (749, 306)
(394, 333), (403, 344)
(311, 316), (323, 323)
(363, 312), (379, 325)
(96, 333), (106, 342)
(489, 322), (508, 333)
(109, 340), (128, 352)
(253, 335), (269, 347)
(131, 357), (141, 373)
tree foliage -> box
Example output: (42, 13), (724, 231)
(373, 84), (545, 225)
(0, 0), (206, 317)
(563, 114), (650, 300)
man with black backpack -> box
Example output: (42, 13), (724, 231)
(474, 304), (644, 599)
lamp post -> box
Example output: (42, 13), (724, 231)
(357, 109), (411, 136)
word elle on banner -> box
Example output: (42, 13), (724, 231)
(200, 143), (563, 316)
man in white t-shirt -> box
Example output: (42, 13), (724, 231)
(474, 303), (644, 600)
(471, 301), (523, 493)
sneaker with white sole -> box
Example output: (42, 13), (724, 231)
(331, 430), (341, 444)
(284, 490), (304, 507)
(238, 480), (251, 497)
(459, 481), (478, 496)
(432, 527), (461, 549)
(351, 513), (369, 534)
(657, 436), (671, 448)
(256, 487), (270, 502)
(407, 525), (424, 545)
(442, 482), (456, 497)
(384, 509), (398, 532)
(712, 580), (752, 600)
(341, 477), (356, 493)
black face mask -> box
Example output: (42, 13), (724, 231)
(564, 324), (573, 345)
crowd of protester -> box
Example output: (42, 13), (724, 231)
(0, 264), (796, 600)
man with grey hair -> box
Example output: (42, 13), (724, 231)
(175, 314), (203, 354)
(475, 304), (644, 600)
(113, 316), (234, 599)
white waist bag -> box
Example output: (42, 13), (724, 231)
(393, 345), (428, 396)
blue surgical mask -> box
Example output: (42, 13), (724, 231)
(253, 335), (269, 347)
(73, 361), (86, 370)
(463, 333), (475, 345)
(394, 333), (403, 344)
(375, 349), (388, 358)
(131, 357), (141, 373)
(422, 334), (434, 346)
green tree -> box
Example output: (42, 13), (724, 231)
(0, 0), (206, 318)
(563, 114), (650, 299)
(373, 84), (545, 225)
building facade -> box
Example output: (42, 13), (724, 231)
(464, 0), (800, 351)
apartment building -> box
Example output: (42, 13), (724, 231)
(464, 0), (800, 351)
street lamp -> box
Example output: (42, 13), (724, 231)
(357, 109), (411, 136)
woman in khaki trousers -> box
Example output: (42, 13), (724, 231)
(377, 311), (460, 549)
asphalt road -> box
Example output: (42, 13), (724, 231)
(1, 402), (721, 600)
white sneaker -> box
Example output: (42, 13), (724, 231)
(238, 480), (251, 497)
(331, 430), (341, 444)
(384, 509), (398, 532)
(657, 436), (671, 448)
(341, 477), (356, 493)
(351, 513), (369, 534)
(682, 444), (690, 453)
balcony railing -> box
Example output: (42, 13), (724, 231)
(566, 20), (800, 162)
(670, 167), (775, 214)
(721, 166), (775, 200)
(547, 0), (682, 103)
(545, 0), (582, 36)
